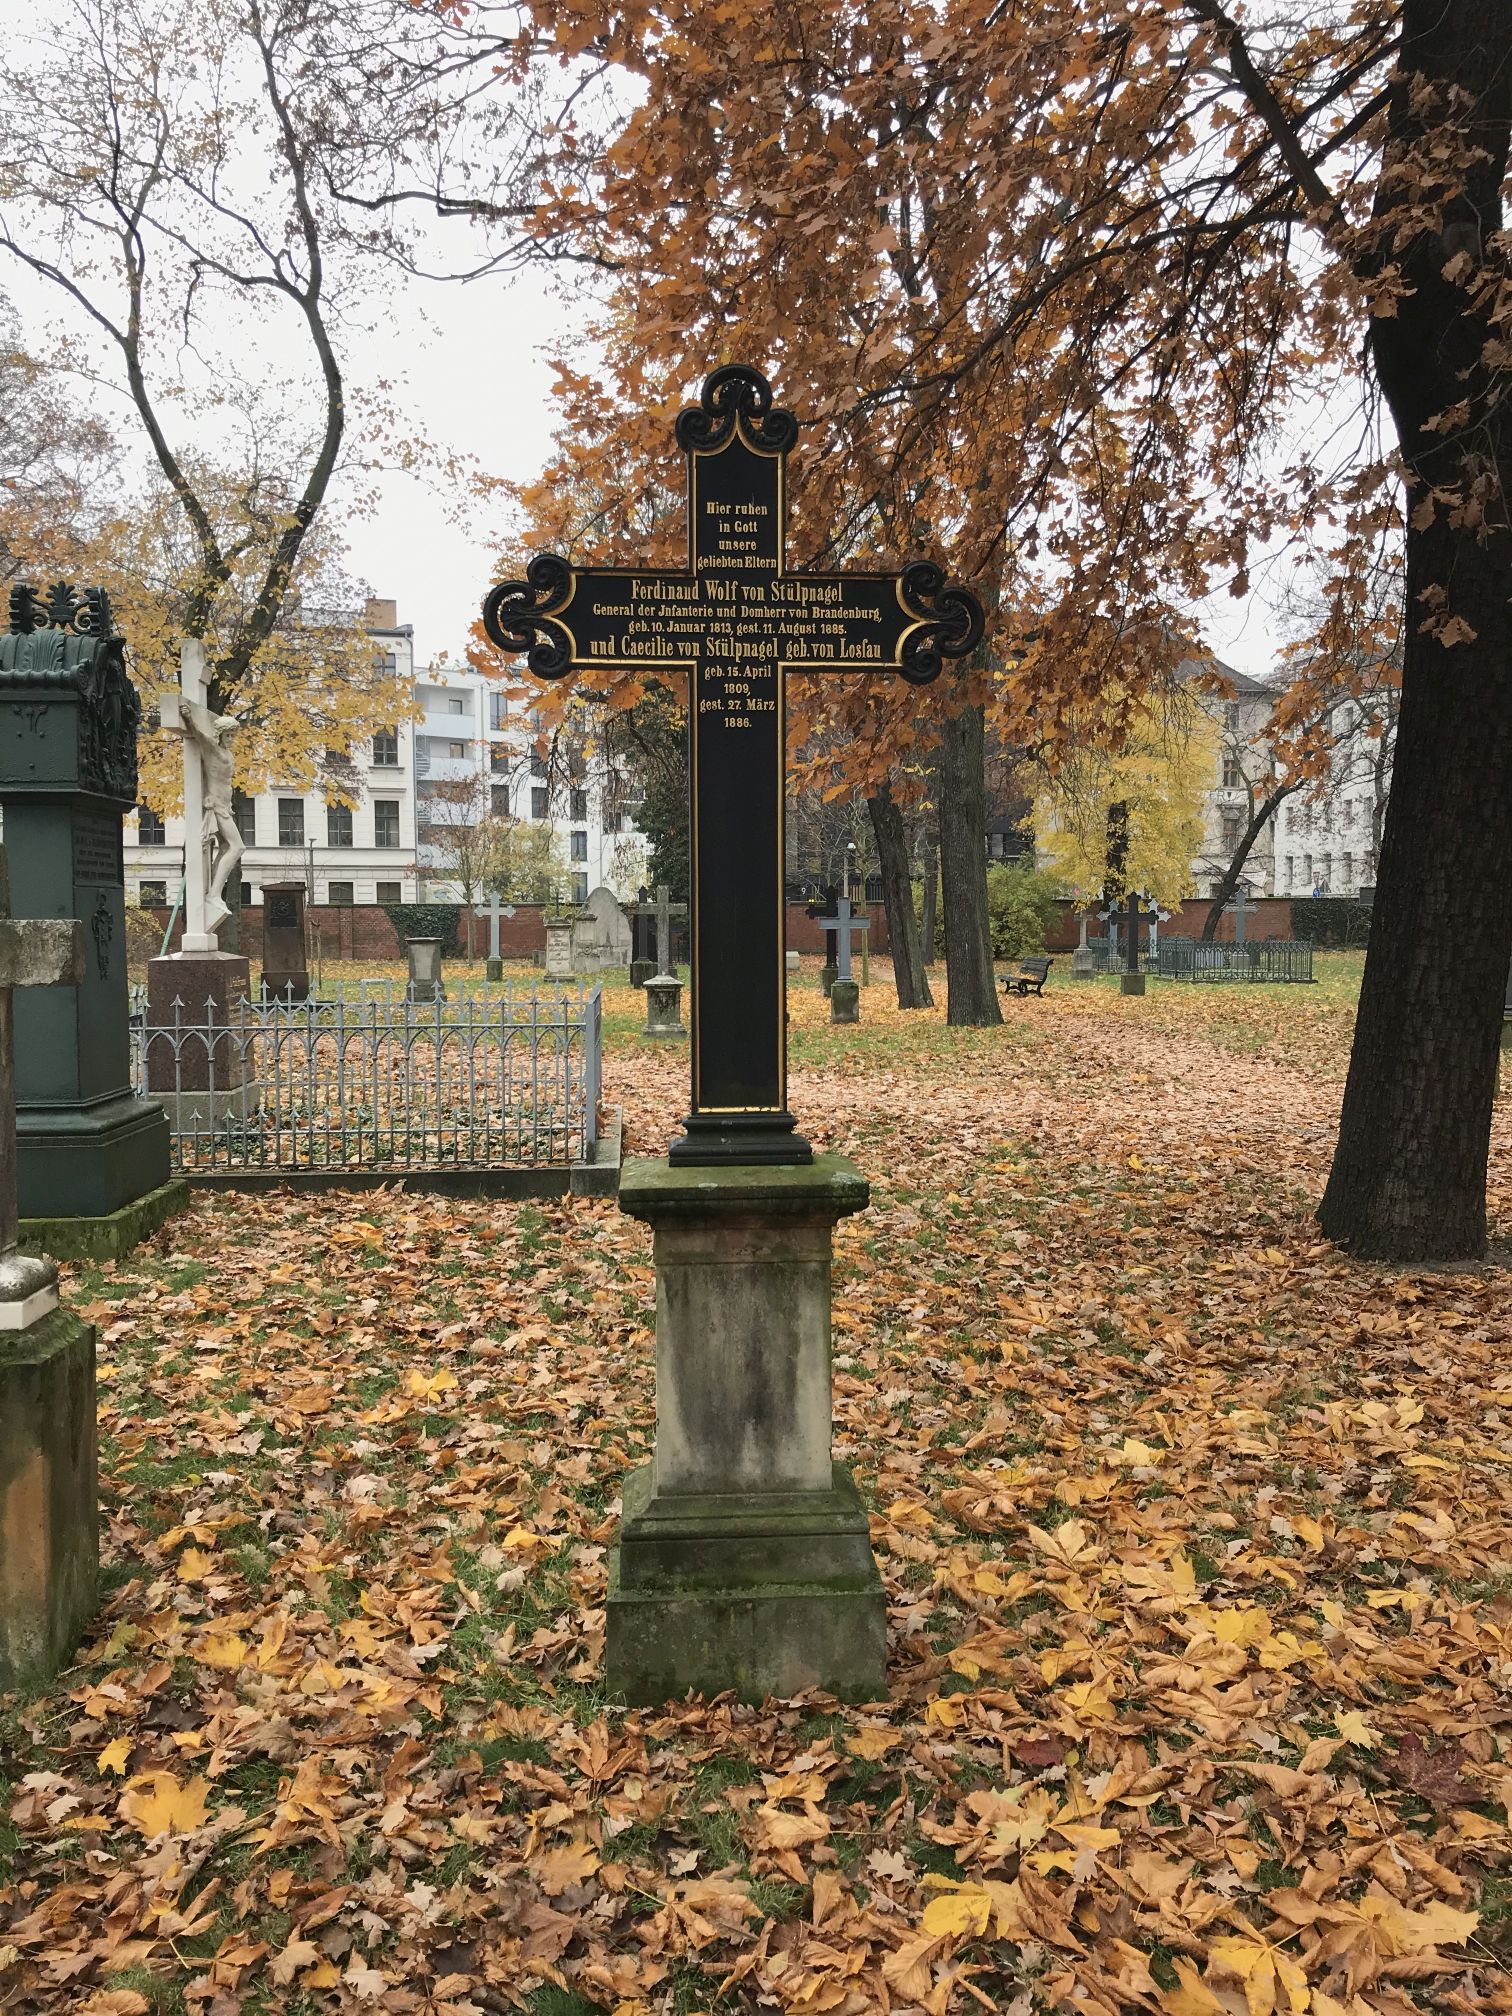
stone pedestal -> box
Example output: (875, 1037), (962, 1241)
(544, 916), (576, 980)
(786, 950), (801, 974)
(1120, 971), (1146, 997)
(145, 952), (257, 1132)
(830, 979), (860, 1024)
(406, 936), (445, 1003)
(610, 1157), (886, 1704)
(644, 975), (686, 1039)
(485, 955), (504, 982)
(630, 958), (656, 989)
(0, 1306), (98, 1688)
(819, 962), (838, 998)
(260, 883), (309, 1001)
(1071, 946), (1098, 979)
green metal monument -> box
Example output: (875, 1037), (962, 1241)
(0, 583), (182, 1257)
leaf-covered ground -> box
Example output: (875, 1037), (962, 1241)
(5, 961), (1512, 2016)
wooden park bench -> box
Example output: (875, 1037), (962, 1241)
(1003, 955), (1053, 996)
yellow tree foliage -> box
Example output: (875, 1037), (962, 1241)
(1035, 696), (1216, 910)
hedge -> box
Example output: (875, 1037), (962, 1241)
(381, 903), (464, 954)
(1289, 897), (1372, 949)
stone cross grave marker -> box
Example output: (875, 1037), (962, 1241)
(159, 638), (241, 953)
(1103, 890), (1151, 996)
(651, 883), (687, 978)
(814, 892), (870, 984)
(0, 842), (98, 1688)
(1223, 887), (1256, 945)
(474, 892), (516, 976)
(485, 363), (982, 1164)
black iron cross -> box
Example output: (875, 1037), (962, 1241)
(483, 365), (983, 1165)
(1103, 891), (1150, 975)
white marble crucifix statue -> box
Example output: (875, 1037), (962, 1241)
(160, 639), (241, 953)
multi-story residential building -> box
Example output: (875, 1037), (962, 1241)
(1273, 690), (1396, 898)
(124, 598), (649, 916)
(126, 599), (422, 910)
(1187, 660), (1281, 900)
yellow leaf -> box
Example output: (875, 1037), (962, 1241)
(284, 1384), (332, 1416)
(845, 1726), (899, 1761)
(97, 1735), (133, 1777)
(1358, 1893), (1478, 1953)
(500, 1527), (550, 1550)
(924, 1695), (964, 1727)
(177, 1547), (215, 1583)
(201, 1631), (249, 1671)
(1292, 1515), (1325, 1551)
(1028, 1518), (1097, 1565)
(1334, 1710), (1380, 1749)
(1159, 1958), (1227, 2016)
(921, 1886), (994, 1938)
(403, 1367), (459, 1400)
(535, 1839), (600, 1895)
(301, 1961), (341, 1988)
(1169, 1553), (1197, 1599)
(1209, 1607), (1272, 1646)
(1320, 1599), (1346, 1627)
(119, 1770), (211, 1839)
(1058, 1679), (1116, 1726)
(1117, 1437), (1165, 1466)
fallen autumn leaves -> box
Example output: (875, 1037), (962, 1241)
(2, 966), (1509, 2016)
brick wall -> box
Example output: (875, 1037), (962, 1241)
(786, 901), (891, 955)
(1043, 896), (1299, 951)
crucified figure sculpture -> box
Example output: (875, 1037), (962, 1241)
(162, 638), (242, 951)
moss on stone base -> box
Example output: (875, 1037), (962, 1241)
(20, 1178), (189, 1262)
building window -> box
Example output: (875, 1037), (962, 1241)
(1342, 853), (1353, 887)
(278, 798), (305, 847)
(137, 804), (165, 846)
(572, 872), (588, 905)
(376, 880), (401, 904)
(491, 784), (510, 818)
(372, 728), (398, 767)
(446, 740), (467, 760)
(570, 786), (588, 822)
(240, 881), (253, 908)
(373, 799), (400, 849)
(139, 879), (167, 907)
(232, 788), (256, 844)
(327, 880), (354, 906)
(1303, 854), (1313, 885)
(1285, 855), (1295, 887)
(531, 786), (549, 820)
(489, 692), (508, 730)
(570, 829), (588, 862)
(378, 652), (398, 677)
(603, 808), (622, 835)
(1221, 757), (1242, 789)
(489, 745), (509, 773)
(530, 752), (547, 780)
(327, 803), (354, 848)
(1221, 812), (1242, 849)
(446, 695), (467, 715)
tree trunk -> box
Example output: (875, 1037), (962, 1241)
(939, 703), (1002, 1026)
(1200, 783), (1300, 940)
(868, 779), (933, 1009)
(1318, 0), (1512, 1260)
(920, 831), (939, 965)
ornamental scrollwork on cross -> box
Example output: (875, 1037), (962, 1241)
(482, 554), (575, 679)
(674, 363), (800, 456)
(897, 560), (987, 684)
(9, 581), (115, 639)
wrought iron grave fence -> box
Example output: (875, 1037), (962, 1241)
(130, 984), (602, 1174)
(1156, 937), (1314, 983)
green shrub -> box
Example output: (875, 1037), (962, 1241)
(382, 903), (463, 954)
(986, 863), (1062, 959)
(1289, 897), (1371, 948)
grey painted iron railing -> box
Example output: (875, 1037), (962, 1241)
(1156, 936), (1315, 983)
(131, 984), (601, 1172)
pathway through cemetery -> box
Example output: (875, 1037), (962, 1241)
(4, 969), (1510, 2015)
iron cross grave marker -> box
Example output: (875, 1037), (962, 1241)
(483, 364), (983, 1164)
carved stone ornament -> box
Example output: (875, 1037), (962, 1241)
(0, 580), (140, 803)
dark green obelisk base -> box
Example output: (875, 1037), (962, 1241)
(0, 1307), (98, 1690)
(611, 1157), (886, 1704)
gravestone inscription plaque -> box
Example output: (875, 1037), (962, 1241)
(485, 366), (982, 1165)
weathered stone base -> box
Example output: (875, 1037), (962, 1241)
(630, 958), (655, 988)
(644, 976), (686, 1038)
(607, 1461), (886, 1703)
(1119, 971), (1146, 996)
(0, 1307), (98, 1690)
(830, 979), (860, 1024)
(1071, 948), (1098, 979)
(485, 956), (504, 982)
(21, 1178), (190, 1262)
(819, 962), (838, 998)
(786, 950), (801, 974)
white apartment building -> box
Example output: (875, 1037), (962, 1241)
(413, 660), (647, 905)
(1188, 662), (1281, 900)
(124, 598), (650, 914)
(1273, 692), (1396, 899)
(126, 601), (422, 910)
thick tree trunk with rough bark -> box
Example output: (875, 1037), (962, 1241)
(1318, 0), (1512, 1260)
(868, 780), (933, 1009)
(1200, 783), (1299, 941)
(939, 703), (1002, 1026)
(920, 832), (939, 966)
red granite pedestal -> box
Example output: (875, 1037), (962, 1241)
(145, 952), (257, 1132)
